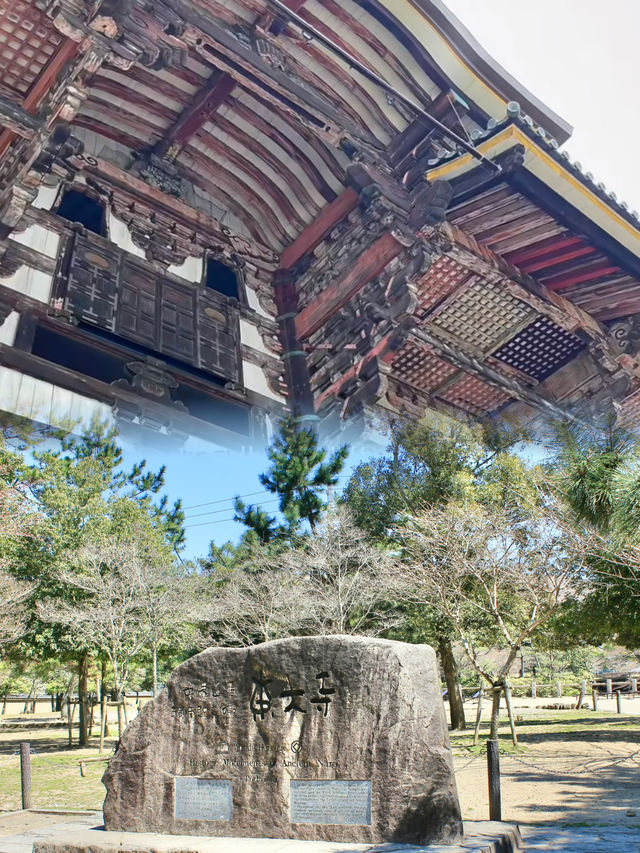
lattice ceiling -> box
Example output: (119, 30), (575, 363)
(430, 278), (534, 353)
(0, 0), (61, 100)
(492, 316), (585, 382)
(392, 340), (458, 393)
(437, 373), (512, 415)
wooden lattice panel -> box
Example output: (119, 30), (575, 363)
(0, 0), (62, 98)
(391, 340), (457, 392)
(415, 256), (470, 320)
(437, 374), (511, 415)
(492, 316), (585, 381)
(430, 279), (533, 353)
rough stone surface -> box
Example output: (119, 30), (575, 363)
(32, 822), (523, 853)
(103, 636), (462, 844)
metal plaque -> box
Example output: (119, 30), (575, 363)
(289, 780), (371, 825)
(174, 777), (233, 821)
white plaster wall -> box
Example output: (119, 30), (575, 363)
(168, 255), (203, 283)
(32, 183), (61, 212)
(245, 285), (273, 319)
(0, 365), (113, 430)
(107, 211), (146, 258)
(13, 224), (60, 258)
(1, 267), (53, 303)
(242, 360), (285, 403)
(0, 311), (19, 346)
(240, 318), (273, 355)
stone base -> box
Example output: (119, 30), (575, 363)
(32, 821), (522, 853)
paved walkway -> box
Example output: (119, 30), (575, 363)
(0, 813), (638, 853)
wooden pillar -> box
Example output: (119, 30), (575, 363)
(20, 742), (32, 810)
(487, 740), (501, 821)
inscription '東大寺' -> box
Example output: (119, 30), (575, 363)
(250, 671), (337, 721)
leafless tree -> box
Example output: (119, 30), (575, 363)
(136, 558), (200, 695)
(207, 509), (400, 645)
(38, 538), (152, 735)
(0, 569), (33, 647)
(399, 501), (591, 742)
(283, 507), (401, 636)
(205, 546), (315, 646)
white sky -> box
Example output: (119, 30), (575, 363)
(443, 0), (640, 211)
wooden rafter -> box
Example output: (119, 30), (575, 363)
(155, 71), (236, 157)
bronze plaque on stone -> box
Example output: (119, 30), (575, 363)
(174, 777), (232, 822)
(103, 636), (462, 845)
(290, 780), (371, 825)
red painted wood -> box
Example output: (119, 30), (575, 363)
(545, 264), (621, 291)
(280, 187), (359, 270)
(505, 235), (583, 265)
(169, 73), (235, 147)
(0, 38), (77, 159)
(295, 231), (402, 340)
(518, 245), (596, 274)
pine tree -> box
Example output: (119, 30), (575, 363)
(234, 415), (348, 544)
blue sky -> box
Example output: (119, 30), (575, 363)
(109, 1), (640, 559)
(118, 434), (378, 560)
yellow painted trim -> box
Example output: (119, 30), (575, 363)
(375, 0), (507, 117)
(427, 125), (640, 252)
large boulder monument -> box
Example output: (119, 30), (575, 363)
(103, 635), (463, 844)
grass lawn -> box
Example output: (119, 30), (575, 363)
(0, 723), (118, 812)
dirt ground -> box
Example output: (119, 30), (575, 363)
(451, 694), (640, 826)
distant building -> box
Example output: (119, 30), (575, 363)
(0, 0), (638, 446)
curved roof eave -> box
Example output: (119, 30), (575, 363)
(376, 0), (573, 144)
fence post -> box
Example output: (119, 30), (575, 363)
(631, 678), (638, 695)
(592, 690), (598, 712)
(616, 690), (622, 714)
(606, 678), (612, 696)
(531, 681), (536, 699)
(576, 680), (586, 710)
(487, 740), (501, 821)
(556, 681), (562, 698)
(20, 742), (32, 810)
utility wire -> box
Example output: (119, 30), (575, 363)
(186, 498), (282, 522)
(264, 0), (501, 173)
(183, 475), (351, 514)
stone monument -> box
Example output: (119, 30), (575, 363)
(103, 635), (463, 845)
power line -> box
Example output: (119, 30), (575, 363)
(182, 475), (351, 513)
(184, 516), (237, 530)
(182, 489), (271, 511)
(186, 498), (281, 521)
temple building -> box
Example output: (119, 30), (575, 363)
(0, 0), (639, 447)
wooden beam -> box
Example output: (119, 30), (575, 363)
(0, 340), (258, 449)
(0, 39), (78, 160)
(280, 187), (358, 270)
(173, 0), (380, 146)
(156, 72), (235, 154)
(0, 96), (41, 140)
(70, 155), (277, 262)
(295, 231), (403, 340)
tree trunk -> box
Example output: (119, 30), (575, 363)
(78, 652), (89, 747)
(22, 683), (35, 714)
(473, 680), (483, 746)
(439, 637), (466, 730)
(61, 675), (73, 721)
(489, 683), (502, 740)
(504, 679), (517, 746)
(152, 642), (158, 697)
(101, 658), (109, 737)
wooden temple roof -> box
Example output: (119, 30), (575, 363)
(0, 0), (639, 437)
